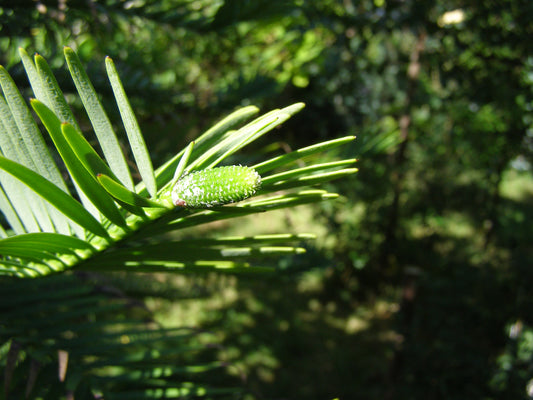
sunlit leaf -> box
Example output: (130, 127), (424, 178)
(0, 155), (110, 239)
(106, 56), (157, 197)
(64, 47), (134, 189)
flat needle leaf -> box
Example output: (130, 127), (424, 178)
(64, 47), (134, 190)
(106, 56), (157, 197)
(0, 155), (110, 239)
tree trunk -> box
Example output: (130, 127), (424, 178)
(380, 30), (426, 272)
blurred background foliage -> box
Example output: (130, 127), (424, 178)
(1, 0), (532, 398)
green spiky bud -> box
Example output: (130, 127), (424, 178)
(172, 166), (261, 208)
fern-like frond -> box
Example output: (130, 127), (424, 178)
(0, 47), (356, 277)
(1, 273), (239, 399)
(0, 47), (357, 399)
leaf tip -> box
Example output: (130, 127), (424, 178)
(104, 56), (115, 69)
